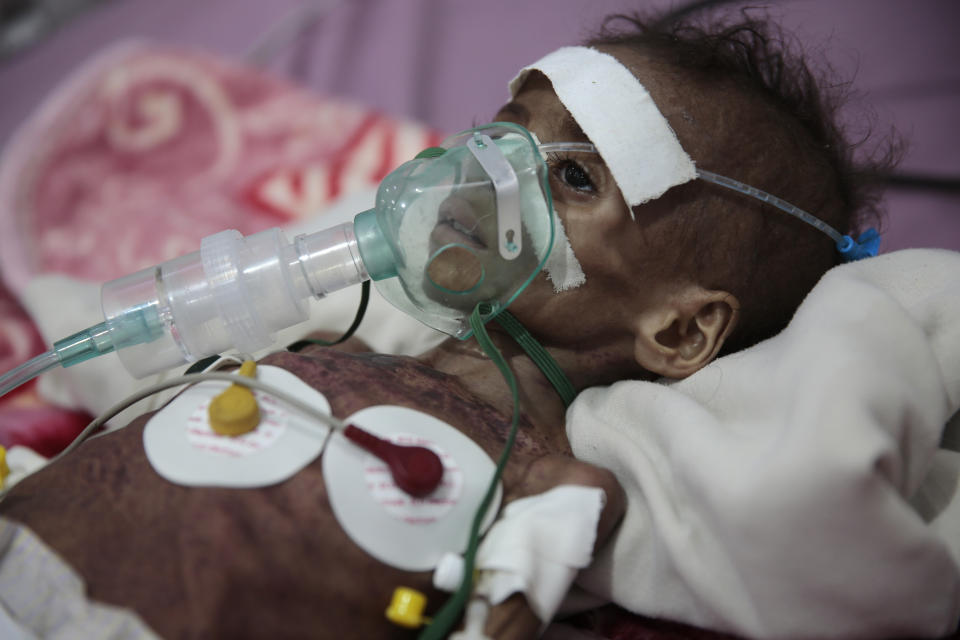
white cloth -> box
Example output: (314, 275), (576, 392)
(567, 248), (960, 638)
(474, 485), (605, 623)
(0, 517), (159, 639)
(3, 446), (48, 490)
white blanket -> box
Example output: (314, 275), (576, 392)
(568, 248), (960, 638)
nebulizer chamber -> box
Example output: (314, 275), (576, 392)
(98, 223), (367, 378)
(79, 123), (553, 379)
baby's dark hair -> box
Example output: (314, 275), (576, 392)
(586, 10), (899, 354)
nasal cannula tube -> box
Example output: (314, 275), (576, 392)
(0, 211), (392, 396)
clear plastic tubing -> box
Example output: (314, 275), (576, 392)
(71, 219), (376, 379)
(695, 169), (844, 243)
(0, 350), (60, 397)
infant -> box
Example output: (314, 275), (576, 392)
(0, 9), (907, 640)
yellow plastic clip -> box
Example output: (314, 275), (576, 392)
(385, 586), (431, 629)
(0, 446), (9, 489)
(208, 360), (261, 436)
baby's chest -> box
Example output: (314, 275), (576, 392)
(260, 349), (547, 460)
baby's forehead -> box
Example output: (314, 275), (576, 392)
(500, 74), (588, 142)
(508, 46), (698, 210)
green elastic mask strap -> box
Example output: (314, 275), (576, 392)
(287, 280), (371, 351)
(494, 310), (576, 408)
(415, 146), (447, 159)
(419, 302), (521, 640)
(419, 305), (576, 638)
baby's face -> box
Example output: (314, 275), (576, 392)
(490, 63), (683, 352)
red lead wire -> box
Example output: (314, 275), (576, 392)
(343, 424), (444, 497)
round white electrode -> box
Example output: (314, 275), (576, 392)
(143, 365), (331, 488)
(323, 405), (502, 572)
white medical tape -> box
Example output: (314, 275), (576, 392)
(473, 485), (605, 623)
(509, 46), (697, 213)
(496, 134), (583, 293)
(543, 213), (584, 292)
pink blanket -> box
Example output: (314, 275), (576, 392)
(0, 41), (441, 453)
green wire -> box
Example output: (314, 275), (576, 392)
(494, 310), (576, 408)
(417, 303), (522, 640)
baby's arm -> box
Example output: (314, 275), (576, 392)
(483, 453), (626, 639)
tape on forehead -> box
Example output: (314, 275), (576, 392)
(509, 46), (696, 210)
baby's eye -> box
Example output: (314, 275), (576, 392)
(551, 158), (596, 194)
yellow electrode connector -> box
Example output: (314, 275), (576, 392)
(385, 587), (431, 628)
(208, 360), (261, 436)
(0, 446), (9, 489)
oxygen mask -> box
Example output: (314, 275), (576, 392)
(355, 122), (555, 338)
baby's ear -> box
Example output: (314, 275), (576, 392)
(632, 286), (740, 379)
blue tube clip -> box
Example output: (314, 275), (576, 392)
(837, 227), (880, 262)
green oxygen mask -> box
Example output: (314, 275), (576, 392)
(353, 122), (555, 339)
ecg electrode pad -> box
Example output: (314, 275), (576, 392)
(323, 405), (501, 571)
(143, 365), (330, 488)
